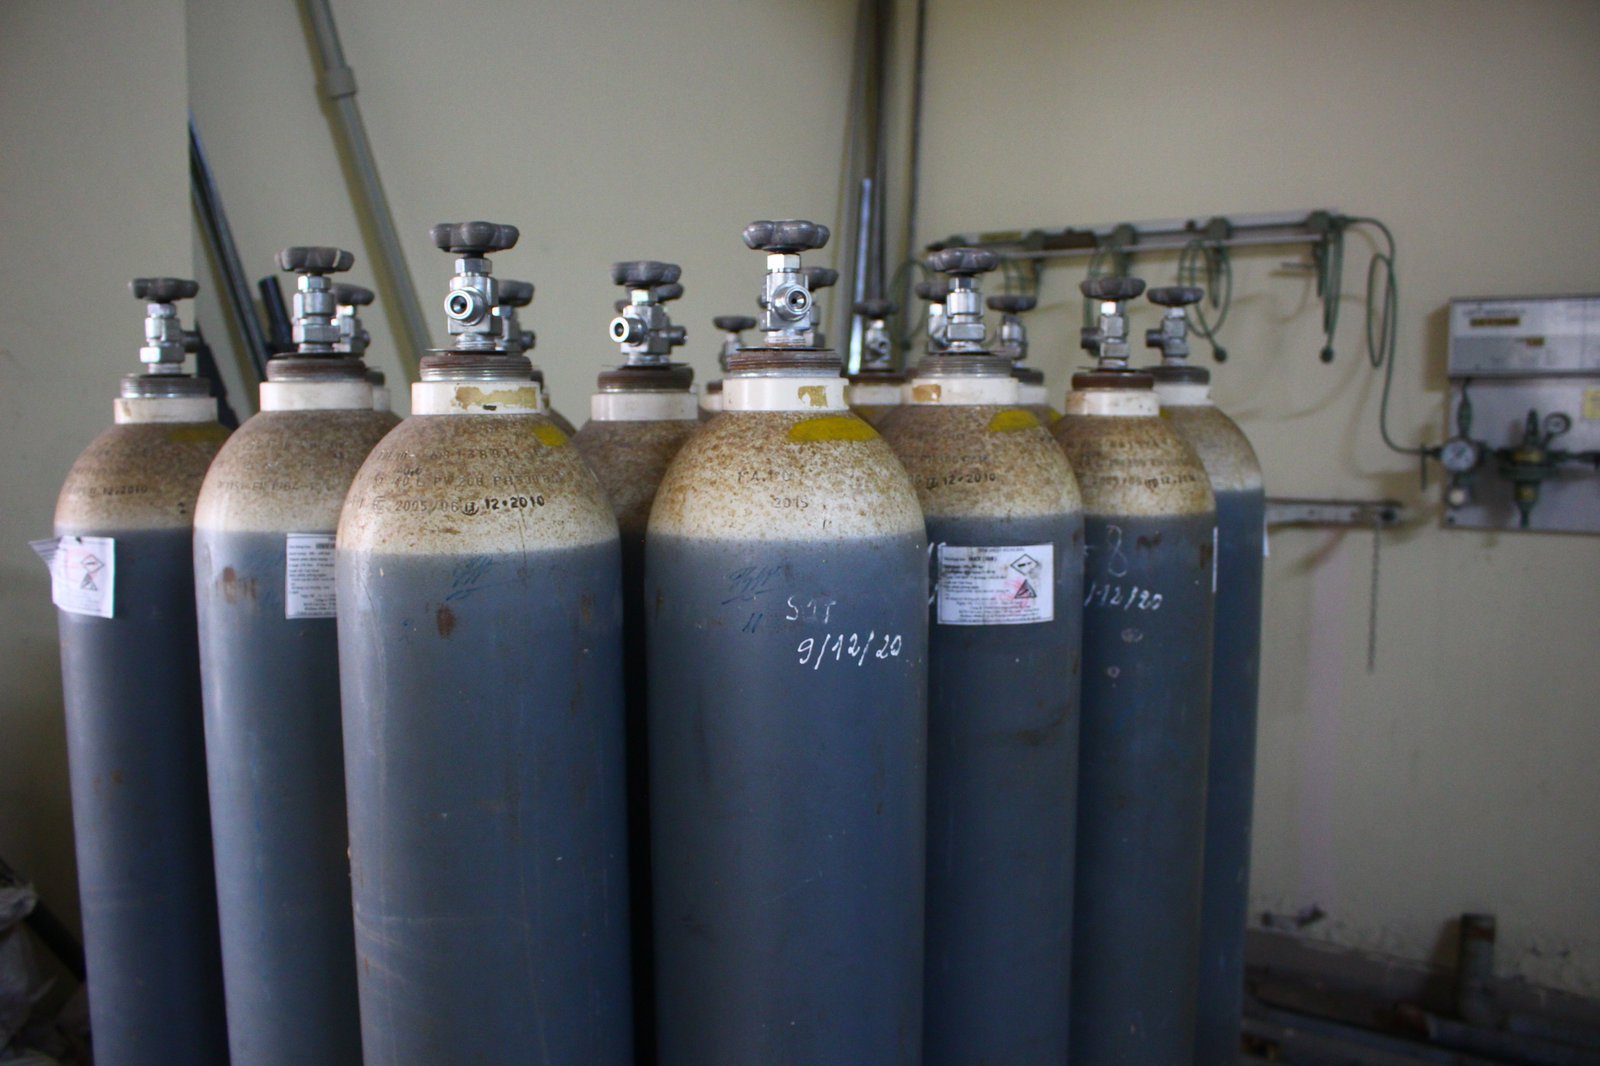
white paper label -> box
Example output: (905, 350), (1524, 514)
(935, 543), (1053, 626)
(284, 533), (338, 620)
(31, 535), (116, 618)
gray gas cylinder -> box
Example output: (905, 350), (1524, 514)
(335, 222), (631, 1064)
(989, 292), (1061, 426)
(877, 248), (1084, 1064)
(46, 277), (231, 1064)
(1144, 286), (1266, 1065)
(647, 220), (929, 1064)
(1051, 276), (1217, 1066)
(571, 262), (700, 1062)
(193, 248), (398, 1066)
(700, 313), (756, 419)
(845, 296), (907, 425)
(492, 275), (578, 434)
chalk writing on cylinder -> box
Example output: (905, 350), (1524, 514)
(796, 630), (904, 669)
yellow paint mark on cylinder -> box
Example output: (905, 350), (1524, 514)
(788, 415), (878, 443)
(986, 409), (1041, 433)
(911, 383), (942, 403)
(532, 421), (569, 447)
(797, 385), (829, 408)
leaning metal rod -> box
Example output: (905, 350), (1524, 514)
(189, 114), (270, 386)
(300, 0), (428, 379)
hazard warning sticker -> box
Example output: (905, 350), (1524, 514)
(935, 543), (1053, 625)
(31, 535), (116, 618)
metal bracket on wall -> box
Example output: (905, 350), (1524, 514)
(1265, 497), (1403, 529)
(1265, 496), (1403, 674)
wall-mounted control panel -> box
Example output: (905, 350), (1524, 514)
(1443, 295), (1600, 534)
(1448, 295), (1600, 377)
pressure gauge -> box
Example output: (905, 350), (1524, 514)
(1544, 412), (1573, 437)
(1440, 436), (1481, 474)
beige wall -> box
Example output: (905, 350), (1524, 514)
(2, 0), (1596, 998)
(912, 0), (1600, 994)
(0, 0), (192, 931)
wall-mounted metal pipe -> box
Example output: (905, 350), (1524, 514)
(300, 0), (429, 379)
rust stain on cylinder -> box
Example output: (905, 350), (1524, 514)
(435, 605), (457, 638)
(219, 566), (258, 604)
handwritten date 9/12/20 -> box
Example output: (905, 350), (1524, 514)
(1084, 581), (1163, 611)
(797, 630), (905, 670)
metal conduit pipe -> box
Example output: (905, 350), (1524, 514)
(300, 0), (430, 379)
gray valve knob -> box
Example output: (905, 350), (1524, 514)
(989, 294), (1035, 366)
(1081, 276), (1147, 302)
(1147, 285), (1203, 308)
(714, 315), (758, 333)
(931, 248), (995, 350)
(132, 277), (200, 370)
(610, 260), (684, 364)
(987, 294), (1037, 314)
(745, 220), (828, 343)
(1145, 285), (1202, 363)
(334, 283), (374, 307)
(131, 277), (200, 303)
(928, 247), (999, 277)
(276, 246), (354, 274)
(802, 266), (839, 290)
(433, 221), (522, 351)
(499, 279), (534, 308)
(1082, 275), (1146, 368)
(915, 279), (951, 302)
(612, 260), (681, 289)
(856, 299), (896, 319)
(333, 283), (373, 355)
(430, 221), (520, 256)
(278, 246), (355, 352)
(743, 219), (830, 254)
(616, 285), (683, 313)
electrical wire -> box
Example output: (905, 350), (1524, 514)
(1177, 238), (1233, 361)
(1341, 216), (1418, 456)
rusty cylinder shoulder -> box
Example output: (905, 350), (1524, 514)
(1052, 410), (1214, 519)
(1159, 404), (1263, 495)
(572, 418), (701, 540)
(338, 413), (618, 556)
(56, 421), (230, 533)
(877, 404), (1081, 521)
(649, 409), (924, 542)
(196, 409), (400, 535)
